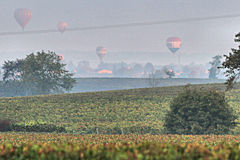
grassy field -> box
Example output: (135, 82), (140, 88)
(1, 83), (240, 134)
(0, 133), (240, 145)
(1, 83), (240, 159)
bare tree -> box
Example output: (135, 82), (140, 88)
(148, 71), (159, 88)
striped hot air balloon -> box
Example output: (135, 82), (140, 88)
(96, 46), (107, 62)
(58, 22), (68, 33)
(14, 8), (32, 31)
(166, 37), (182, 54)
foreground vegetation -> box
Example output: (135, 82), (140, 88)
(0, 134), (239, 159)
(2, 143), (240, 159)
(1, 83), (240, 134)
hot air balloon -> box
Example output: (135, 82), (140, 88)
(166, 37), (182, 54)
(58, 22), (68, 33)
(14, 8), (32, 31)
(57, 54), (64, 60)
(96, 46), (107, 62)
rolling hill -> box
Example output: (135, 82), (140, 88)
(1, 83), (240, 134)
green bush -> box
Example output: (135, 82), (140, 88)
(10, 123), (66, 133)
(164, 86), (237, 134)
(72, 126), (162, 135)
(0, 119), (66, 133)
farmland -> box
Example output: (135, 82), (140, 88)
(1, 83), (240, 159)
(0, 83), (240, 134)
(0, 134), (240, 145)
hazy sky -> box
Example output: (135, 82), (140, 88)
(0, 0), (240, 66)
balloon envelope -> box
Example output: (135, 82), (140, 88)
(166, 37), (182, 53)
(58, 22), (68, 33)
(14, 8), (32, 30)
(57, 54), (64, 60)
(96, 46), (107, 61)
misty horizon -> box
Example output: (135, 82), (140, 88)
(0, 50), (224, 67)
(0, 0), (240, 68)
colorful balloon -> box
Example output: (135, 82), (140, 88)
(58, 22), (68, 33)
(58, 54), (64, 60)
(96, 46), (107, 62)
(166, 37), (182, 54)
(14, 8), (32, 30)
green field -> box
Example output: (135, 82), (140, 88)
(1, 83), (240, 159)
(0, 134), (239, 145)
(1, 83), (240, 134)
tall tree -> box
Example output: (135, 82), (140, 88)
(144, 63), (154, 75)
(3, 59), (24, 81)
(208, 55), (222, 79)
(3, 51), (76, 96)
(221, 33), (240, 89)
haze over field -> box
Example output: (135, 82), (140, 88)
(0, 0), (240, 67)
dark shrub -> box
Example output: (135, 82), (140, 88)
(164, 86), (237, 135)
(11, 124), (66, 133)
(0, 119), (11, 131)
(76, 126), (161, 135)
